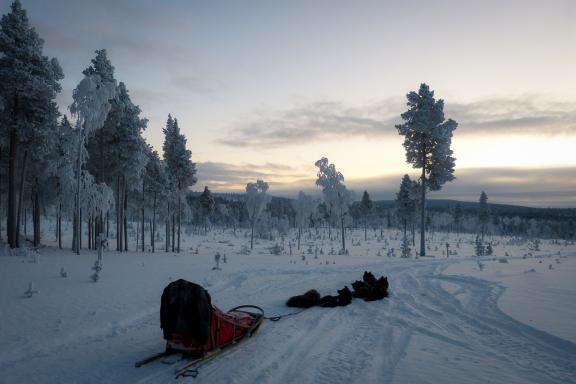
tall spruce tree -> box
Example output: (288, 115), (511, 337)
(396, 175), (417, 241)
(198, 186), (215, 234)
(360, 190), (373, 241)
(163, 116), (197, 252)
(396, 84), (457, 256)
(0, 0), (63, 248)
(478, 191), (489, 242)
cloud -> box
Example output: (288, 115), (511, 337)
(196, 161), (310, 191)
(218, 101), (398, 148)
(218, 96), (576, 148)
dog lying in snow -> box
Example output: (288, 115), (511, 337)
(286, 289), (321, 308)
(286, 271), (388, 308)
(318, 286), (352, 308)
(351, 271), (389, 301)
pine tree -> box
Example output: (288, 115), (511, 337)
(315, 157), (352, 252)
(396, 83), (457, 256)
(478, 191), (489, 242)
(0, 0), (63, 248)
(396, 175), (418, 241)
(292, 191), (316, 250)
(143, 149), (167, 252)
(163, 116), (197, 252)
(198, 186), (215, 234)
(245, 180), (271, 249)
(360, 190), (373, 241)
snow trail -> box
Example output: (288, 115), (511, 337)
(1, 256), (575, 383)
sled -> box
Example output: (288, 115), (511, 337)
(135, 280), (264, 378)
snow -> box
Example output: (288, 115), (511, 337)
(1, 229), (575, 384)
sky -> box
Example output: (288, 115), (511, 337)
(3, 0), (576, 207)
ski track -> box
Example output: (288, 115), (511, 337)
(2, 259), (576, 384)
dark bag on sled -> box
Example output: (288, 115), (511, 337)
(160, 279), (262, 356)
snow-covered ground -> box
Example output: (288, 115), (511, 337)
(1, 229), (575, 384)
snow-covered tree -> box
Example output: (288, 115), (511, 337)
(87, 79), (147, 252)
(70, 49), (117, 254)
(0, 0), (63, 248)
(43, 116), (77, 248)
(246, 179), (271, 249)
(198, 186), (216, 234)
(360, 190), (373, 241)
(396, 175), (418, 241)
(142, 148), (167, 252)
(315, 157), (352, 252)
(163, 115), (197, 252)
(292, 191), (316, 250)
(478, 191), (489, 242)
(396, 83), (457, 256)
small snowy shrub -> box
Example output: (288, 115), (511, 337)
(24, 282), (39, 298)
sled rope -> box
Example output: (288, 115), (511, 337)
(265, 308), (306, 322)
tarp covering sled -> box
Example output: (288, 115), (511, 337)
(159, 279), (263, 357)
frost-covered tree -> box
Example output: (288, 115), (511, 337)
(292, 191), (316, 250)
(88, 80), (146, 252)
(163, 116), (197, 252)
(246, 179), (271, 249)
(0, 0), (63, 248)
(315, 157), (352, 252)
(142, 149), (167, 252)
(198, 186), (216, 234)
(70, 50), (117, 254)
(396, 175), (418, 241)
(360, 190), (373, 241)
(396, 83), (457, 256)
(41, 116), (76, 248)
(478, 191), (489, 242)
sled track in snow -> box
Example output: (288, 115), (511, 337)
(3, 259), (576, 384)
(171, 260), (576, 384)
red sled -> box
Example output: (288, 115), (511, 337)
(166, 304), (264, 355)
(135, 279), (264, 372)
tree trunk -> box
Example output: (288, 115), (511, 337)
(58, 202), (62, 249)
(364, 220), (367, 241)
(124, 182), (128, 252)
(116, 175), (121, 251)
(165, 202), (170, 252)
(420, 161), (426, 257)
(152, 192), (156, 252)
(297, 226), (301, 250)
(88, 215), (92, 250)
(7, 112), (18, 247)
(33, 186), (40, 247)
(250, 219), (254, 249)
(141, 181), (145, 252)
(15, 150), (28, 248)
(341, 216), (346, 252)
(171, 213), (175, 252)
(80, 208), (82, 250)
(177, 195), (181, 253)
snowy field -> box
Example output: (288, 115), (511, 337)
(1, 229), (575, 384)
